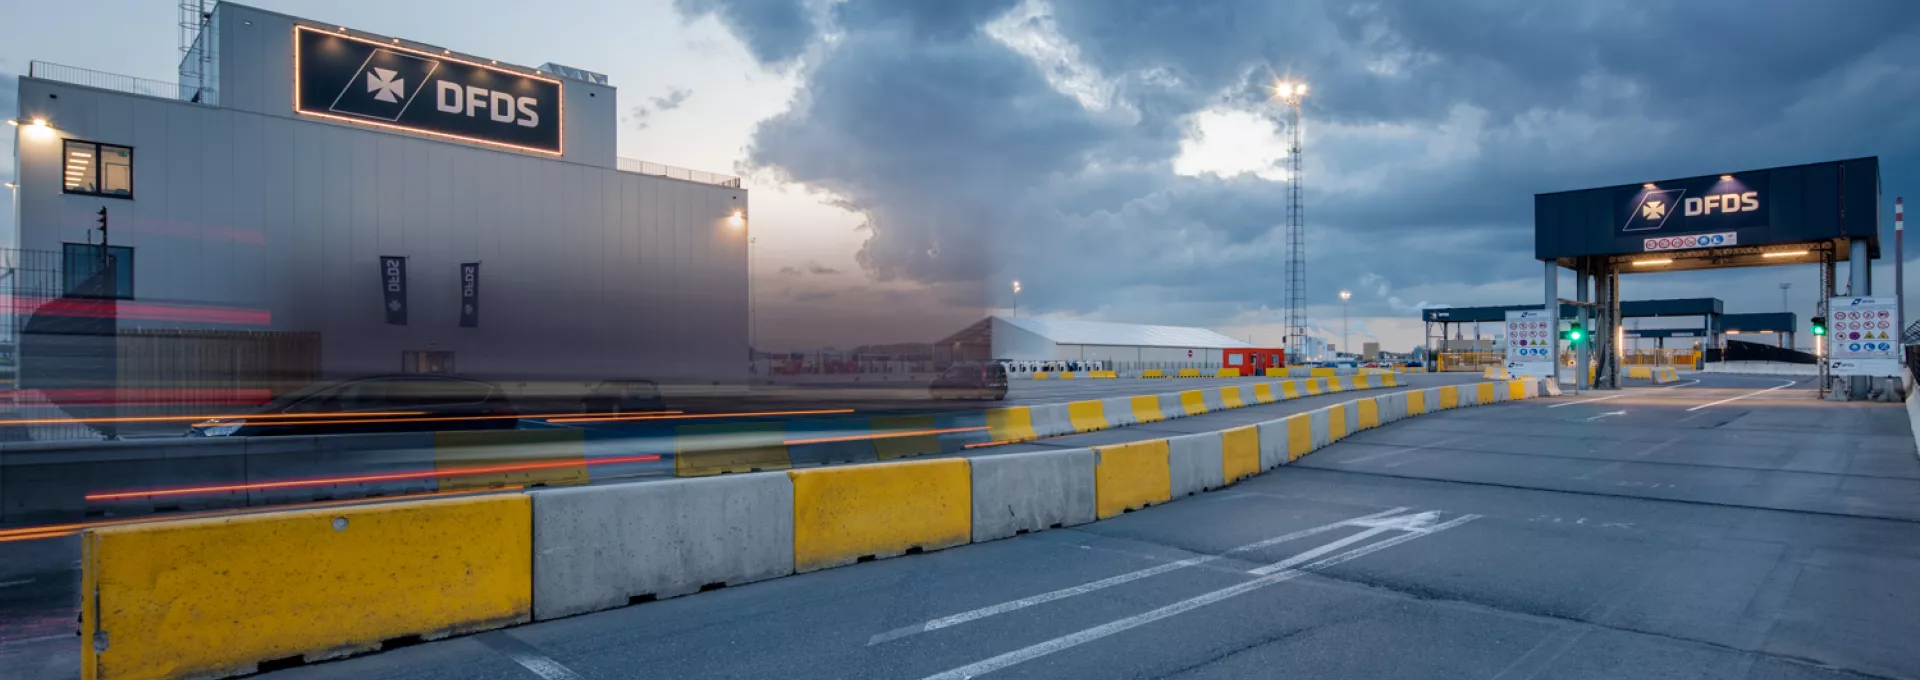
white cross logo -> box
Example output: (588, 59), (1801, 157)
(367, 67), (405, 103)
(388, 300), (403, 312)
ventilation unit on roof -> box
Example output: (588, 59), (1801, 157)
(539, 63), (608, 85)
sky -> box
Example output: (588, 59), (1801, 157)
(5, 0), (1919, 354)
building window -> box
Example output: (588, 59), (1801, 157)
(62, 140), (134, 199)
(62, 243), (134, 299)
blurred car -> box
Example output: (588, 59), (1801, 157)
(929, 362), (1009, 400)
(580, 379), (668, 414)
(188, 374), (519, 437)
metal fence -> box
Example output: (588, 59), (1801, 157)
(616, 157), (743, 188)
(28, 61), (215, 104)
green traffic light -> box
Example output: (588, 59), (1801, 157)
(1813, 326), (1826, 336)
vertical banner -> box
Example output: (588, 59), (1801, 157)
(459, 262), (481, 328)
(381, 256), (408, 325)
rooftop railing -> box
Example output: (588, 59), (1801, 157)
(617, 157), (743, 188)
(28, 61), (215, 105)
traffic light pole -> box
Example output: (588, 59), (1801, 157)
(1576, 260), (1590, 394)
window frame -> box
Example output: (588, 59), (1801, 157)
(60, 139), (135, 200)
(60, 242), (136, 300)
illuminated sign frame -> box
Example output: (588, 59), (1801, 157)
(291, 25), (565, 156)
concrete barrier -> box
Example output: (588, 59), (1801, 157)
(1101, 396), (1139, 428)
(7, 438), (251, 523)
(1280, 380), (1302, 399)
(871, 414), (943, 460)
(1328, 404), (1350, 442)
(1221, 426), (1260, 484)
(1217, 368), (1241, 378)
(970, 448), (1096, 542)
(1252, 382), (1277, 404)
(1357, 398), (1380, 430)
(675, 422), (792, 477)
(789, 458), (971, 573)
(1168, 432), (1225, 497)
(1438, 385), (1460, 410)
(1093, 439), (1171, 518)
(1177, 368), (1202, 378)
(1067, 400), (1109, 433)
(1627, 365), (1652, 379)
(1475, 381), (1497, 406)
(1131, 394), (1167, 424)
(1309, 407), (1332, 449)
(531, 473), (793, 621)
(985, 406), (1039, 443)
(1255, 418), (1290, 468)
(1029, 403), (1073, 438)
(1407, 389), (1428, 416)
(82, 495), (531, 680)
(1178, 389), (1209, 416)
(1200, 387), (1229, 412)
(1218, 385), (1247, 409)
(1143, 369), (1166, 378)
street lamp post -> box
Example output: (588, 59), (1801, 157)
(1339, 290), (1352, 358)
(1779, 282), (1791, 349)
(1012, 280), (1022, 317)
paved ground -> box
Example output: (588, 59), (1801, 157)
(11, 372), (1919, 679)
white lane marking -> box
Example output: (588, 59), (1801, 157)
(1584, 410), (1626, 422)
(866, 506), (1411, 645)
(1547, 394), (1627, 409)
(478, 632), (585, 680)
(1658, 380), (1701, 389)
(1334, 436), (1468, 467)
(917, 514), (1480, 680)
(1684, 379), (1799, 412)
(1246, 527), (1392, 575)
(0, 579), (34, 589)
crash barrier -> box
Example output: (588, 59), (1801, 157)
(79, 377), (1556, 679)
(1626, 366), (1650, 379)
(2, 429), (595, 525)
(1142, 369), (1166, 378)
(1651, 367), (1679, 384)
(1482, 366), (1510, 380)
(1216, 368), (1241, 378)
(1177, 368), (1203, 378)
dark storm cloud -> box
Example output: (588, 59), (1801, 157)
(674, 0), (814, 64)
(691, 0), (1920, 328)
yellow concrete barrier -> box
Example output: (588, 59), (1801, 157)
(1094, 439), (1171, 518)
(1384, 373), (1399, 387)
(1178, 368), (1202, 378)
(1286, 413), (1313, 461)
(1178, 390), (1209, 416)
(1303, 378), (1323, 396)
(873, 414), (941, 460)
(790, 458), (971, 573)
(1408, 390), (1428, 415)
(985, 406), (1039, 443)
(1281, 380), (1301, 399)
(1253, 383), (1277, 404)
(1328, 404), (1349, 441)
(1217, 368), (1241, 378)
(1507, 380), (1527, 401)
(82, 495), (531, 680)
(1033, 372), (1051, 380)
(1476, 382), (1496, 404)
(1222, 426), (1260, 484)
(1131, 394), (1165, 424)
(1142, 369), (1166, 378)
(1627, 365), (1652, 379)
(1309, 367), (1336, 378)
(1358, 398), (1379, 430)
(1068, 400), (1108, 432)
(1220, 386), (1246, 409)
(1353, 374), (1374, 389)
(1440, 385), (1460, 409)
(1482, 366), (1510, 380)
(675, 422), (792, 477)
(1265, 368), (1286, 377)
(1327, 376), (1348, 393)
(435, 429), (587, 491)
(1061, 371), (1077, 379)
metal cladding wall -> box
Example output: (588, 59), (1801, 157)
(13, 76), (748, 381)
(1535, 157), (1881, 260)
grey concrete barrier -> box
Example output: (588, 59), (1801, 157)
(1309, 407), (1332, 449)
(1424, 387), (1446, 411)
(1379, 392), (1409, 424)
(2, 437), (251, 523)
(1100, 396), (1138, 427)
(244, 433), (438, 506)
(970, 448), (1096, 542)
(786, 421), (878, 468)
(1342, 401), (1361, 434)
(1029, 403), (1073, 438)
(1255, 419), (1289, 469)
(531, 472), (794, 621)
(1200, 388), (1228, 413)
(1168, 432), (1224, 497)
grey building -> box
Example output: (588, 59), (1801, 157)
(7, 3), (748, 390)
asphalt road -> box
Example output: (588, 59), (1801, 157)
(14, 371), (1920, 679)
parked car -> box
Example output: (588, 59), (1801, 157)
(580, 379), (668, 414)
(188, 374), (519, 437)
(929, 362), (1009, 400)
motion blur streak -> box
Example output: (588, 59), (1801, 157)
(17, 296), (272, 325)
(15, 388), (273, 406)
(1, 485), (528, 540)
(962, 439), (1020, 450)
(0, 410), (430, 426)
(548, 408), (857, 424)
(185, 410), (683, 428)
(783, 426), (987, 446)
(84, 454), (663, 501)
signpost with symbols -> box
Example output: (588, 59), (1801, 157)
(1827, 297), (1900, 376)
(1504, 309), (1556, 379)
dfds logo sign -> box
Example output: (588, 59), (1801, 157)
(294, 26), (562, 154)
(1619, 174), (1769, 236)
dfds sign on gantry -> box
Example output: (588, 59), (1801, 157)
(294, 26), (562, 154)
(1618, 175), (1769, 236)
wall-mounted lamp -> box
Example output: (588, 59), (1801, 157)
(727, 210), (747, 229)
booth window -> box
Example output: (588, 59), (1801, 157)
(62, 140), (134, 198)
(62, 243), (135, 299)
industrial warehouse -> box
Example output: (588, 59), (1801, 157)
(7, 3), (748, 409)
(938, 315), (1288, 373)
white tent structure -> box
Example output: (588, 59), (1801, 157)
(947, 315), (1252, 367)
